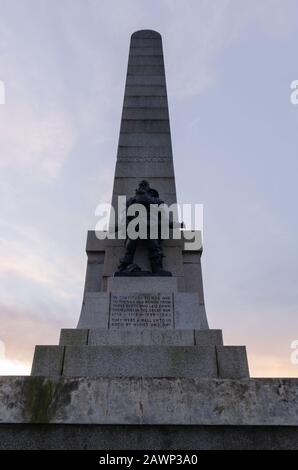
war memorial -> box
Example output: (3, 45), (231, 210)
(0, 30), (297, 450)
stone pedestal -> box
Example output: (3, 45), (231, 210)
(30, 274), (249, 380)
(77, 277), (208, 330)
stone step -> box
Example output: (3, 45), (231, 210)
(63, 345), (218, 378)
(59, 328), (223, 347)
(31, 344), (249, 379)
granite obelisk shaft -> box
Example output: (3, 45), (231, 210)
(111, 30), (177, 217)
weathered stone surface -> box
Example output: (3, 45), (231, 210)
(131, 30), (161, 39)
(31, 346), (65, 376)
(109, 292), (174, 328)
(59, 329), (88, 346)
(38, 336), (243, 379)
(127, 65), (165, 76)
(1, 424), (297, 450)
(119, 132), (171, 147)
(88, 328), (195, 346)
(117, 145), (171, 158)
(120, 119), (170, 132)
(58, 329), (224, 347)
(183, 260), (205, 297)
(195, 329), (223, 346)
(85, 230), (107, 252)
(125, 74), (166, 85)
(216, 346), (250, 379)
(129, 47), (163, 56)
(112, 176), (175, 195)
(62, 345), (217, 378)
(114, 161), (175, 178)
(124, 86), (167, 97)
(77, 292), (109, 329)
(78, 277), (209, 331)
(83, 252), (104, 292)
(127, 55), (164, 66)
(131, 37), (162, 47)
(107, 276), (178, 292)
(174, 292), (208, 329)
(1, 376), (298, 426)
(124, 95), (168, 106)
(111, 192), (178, 213)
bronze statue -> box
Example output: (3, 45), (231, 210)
(116, 180), (172, 276)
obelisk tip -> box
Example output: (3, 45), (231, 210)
(131, 29), (161, 39)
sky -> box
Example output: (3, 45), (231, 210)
(0, 0), (297, 377)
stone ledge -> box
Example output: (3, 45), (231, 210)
(107, 276), (178, 292)
(59, 328), (224, 347)
(61, 345), (218, 378)
(216, 345), (249, 379)
(31, 343), (248, 378)
(0, 424), (297, 450)
(0, 377), (297, 426)
(31, 346), (64, 377)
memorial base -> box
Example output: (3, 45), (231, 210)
(0, 424), (297, 450)
(0, 376), (297, 449)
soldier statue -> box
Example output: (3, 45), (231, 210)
(116, 180), (172, 276)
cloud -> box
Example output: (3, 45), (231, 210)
(0, 219), (82, 290)
(0, 220), (82, 374)
(0, 305), (60, 370)
(0, 358), (31, 376)
(160, 0), (296, 98)
(249, 353), (298, 378)
(0, 104), (75, 179)
(0, 340), (30, 375)
(0, 8), (76, 181)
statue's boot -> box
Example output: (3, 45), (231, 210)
(150, 255), (172, 276)
(117, 259), (130, 272)
(116, 258), (142, 275)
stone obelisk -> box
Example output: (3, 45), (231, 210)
(76, 29), (209, 325)
(0, 30), (297, 450)
(112, 30), (176, 216)
(31, 28), (249, 381)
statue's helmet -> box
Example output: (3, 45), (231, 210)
(136, 180), (150, 193)
(149, 188), (159, 198)
(139, 180), (150, 189)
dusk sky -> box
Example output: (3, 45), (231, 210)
(0, 0), (297, 376)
